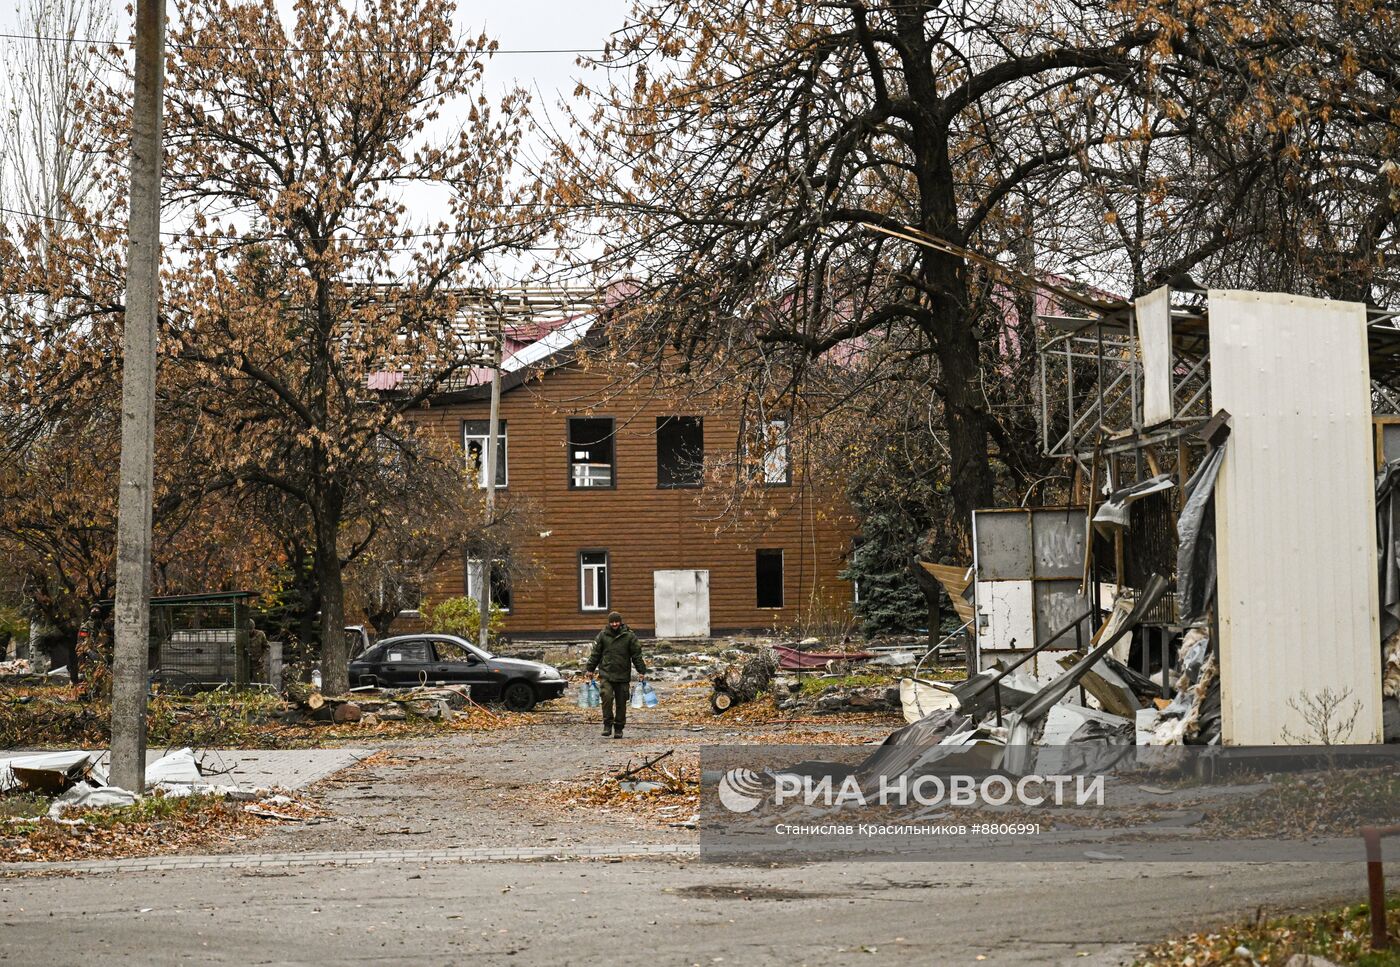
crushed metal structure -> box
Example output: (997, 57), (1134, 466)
(920, 286), (1400, 751)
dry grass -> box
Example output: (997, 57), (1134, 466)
(0, 791), (328, 864)
(1138, 895), (1400, 966)
(0, 685), (542, 751)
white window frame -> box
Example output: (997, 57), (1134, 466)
(393, 568), (424, 618)
(463, 420), (508, 489)
(579, 550), (609, 612)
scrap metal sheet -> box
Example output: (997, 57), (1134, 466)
(1209, 290), (1383, 744)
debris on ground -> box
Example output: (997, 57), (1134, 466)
(772, 643), (875, 671)
(1138, 894), (1400, 967)
(0, 658), (33, 677)
(0, 789), (329, 864)
(0, 750), (97, 794)
(670, 681), (902, 726)
(539, 752), (700, 827)
(709, 648), (778, 713)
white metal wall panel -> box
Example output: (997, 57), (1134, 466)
(975, 580), (1035, 652)
(1209, 290), (1383, 744)
(1137, 285), (1174, 425)
(652, 570), (710, 638)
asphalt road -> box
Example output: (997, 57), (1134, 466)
(0, 856), (1365, 966)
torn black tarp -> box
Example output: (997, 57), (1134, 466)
(1177, 443), (1226, 625)
(1376, 460), (1400, 640)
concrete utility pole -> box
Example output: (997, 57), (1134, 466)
(110, 0), (165, 792)
(477, 306), (503, 651)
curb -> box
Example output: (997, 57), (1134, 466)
(0, 842), (700, 875)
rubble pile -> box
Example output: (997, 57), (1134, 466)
(771, 677), (903, 715)
(543, 750), (699, 828)
(0, 747), (330, 863)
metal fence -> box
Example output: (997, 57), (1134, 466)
(146, 592), (259, 691)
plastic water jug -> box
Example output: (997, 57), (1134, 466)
(578, 680), (600, 708)
(630, 681), (645, 708)
(642, 682), (658, 708)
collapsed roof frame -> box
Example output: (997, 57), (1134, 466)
(1038, 285), (1400, 465)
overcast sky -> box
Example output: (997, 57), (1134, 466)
(0, 1), (634, 106)
(1, 1), (636, 280)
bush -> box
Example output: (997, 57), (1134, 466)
(424, 596), (506, 642)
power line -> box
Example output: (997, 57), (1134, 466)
(0, 31), (607, 56)
(0, 204), (560, 249)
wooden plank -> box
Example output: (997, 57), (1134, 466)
(919, 562), (975, 624)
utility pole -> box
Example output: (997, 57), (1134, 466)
(477, 303), (503, 650)
(110, 0), (165, 792)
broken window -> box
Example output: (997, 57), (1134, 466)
(756, 549), (784, 608)
(656, 416), (704, 488)
(463, 420), (508, 488)
(568, 417), (615, 488)
(395, 569), (424, 615)
(761, 419), (790, 485)
(384, 640), (431, 663)
(580, 550), (609, 611)
(434, 639), (481, 663)
(465, 557), (513, 612)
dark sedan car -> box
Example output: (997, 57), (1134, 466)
(348, 634), (566, 712)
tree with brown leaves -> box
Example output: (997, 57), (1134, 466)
(135, 0), (550, 692)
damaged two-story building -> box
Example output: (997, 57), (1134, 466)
(405, 291), (859, 639)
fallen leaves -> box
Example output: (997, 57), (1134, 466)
(1140, 896), (1400, 966)
(0, 791), (330, 864)
(535, 753), (701, 826)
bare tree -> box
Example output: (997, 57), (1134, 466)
(557, 0), (1181, 551)
(0, 0), (113, 247)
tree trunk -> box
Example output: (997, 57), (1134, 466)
(314, 503), (349, 695)
(938, 330), (997, 552)
(909, 557), (944, 653)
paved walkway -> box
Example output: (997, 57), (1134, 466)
(3, 747), (373, 793)
(1, 841), (699, 875)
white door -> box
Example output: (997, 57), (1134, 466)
(653, 569), (710, 638)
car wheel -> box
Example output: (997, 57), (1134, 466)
(502, 680), (536, 713)
(356, 675), (380, 688)
(710, 690), (734, 715)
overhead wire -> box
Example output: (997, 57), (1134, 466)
(0, 204), (562, 250)
(0, 31), (607, 56)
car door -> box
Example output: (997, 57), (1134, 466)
(377, 639), (432, 688)
(430, 638), (497, 699)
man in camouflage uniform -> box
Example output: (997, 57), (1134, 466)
(244, 616), (270, 684)
(74, 605), (103, 692)
(585, 611), (647, 739)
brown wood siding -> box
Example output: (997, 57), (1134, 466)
(410, 363), (858, 637)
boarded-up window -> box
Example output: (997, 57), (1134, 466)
(656, 416), (703, 488)
(756, 549), (784, 608)
(569, 418), (615, 488)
